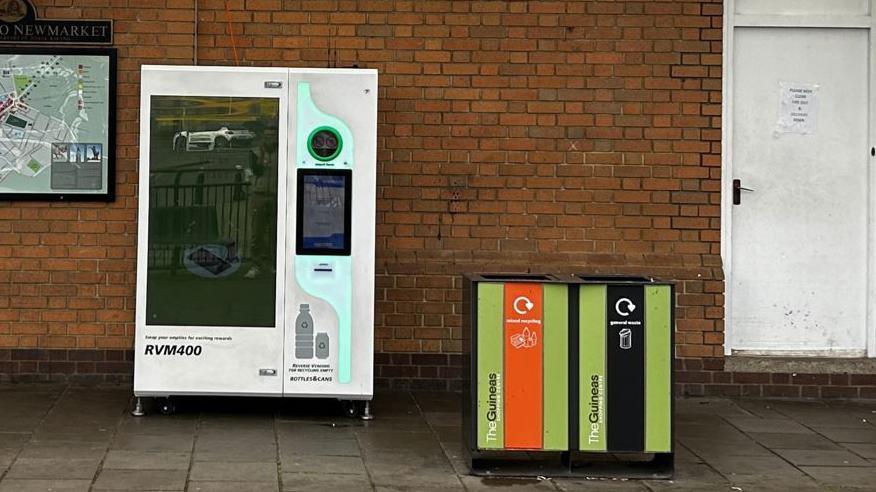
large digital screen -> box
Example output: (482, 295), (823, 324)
(297, 169), (351, 255)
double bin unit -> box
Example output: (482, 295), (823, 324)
(462, 274), (674, 477)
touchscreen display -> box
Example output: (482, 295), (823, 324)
(300, 173), (348, 251)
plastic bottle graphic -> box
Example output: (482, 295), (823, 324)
(295, 304), (314, 359)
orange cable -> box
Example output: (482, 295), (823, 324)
(224, 0), (240, 66)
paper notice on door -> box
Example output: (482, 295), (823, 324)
(776, 81), (819, 135)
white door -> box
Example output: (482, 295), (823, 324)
(727, 23), (871, 356)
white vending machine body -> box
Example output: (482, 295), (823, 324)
(134, 66), (377, 400)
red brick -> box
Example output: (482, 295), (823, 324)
(0, 0), (738, 391)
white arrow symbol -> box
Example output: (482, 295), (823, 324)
(513, 296), (535, 315)
(615, 298), (636, 317)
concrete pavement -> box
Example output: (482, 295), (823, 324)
(0, 384), (874, 491)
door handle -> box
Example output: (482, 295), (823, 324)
(732, 179), (754, 205)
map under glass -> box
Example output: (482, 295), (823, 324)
(0, 52), (111, 196)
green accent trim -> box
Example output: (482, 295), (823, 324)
(645, 285), (672, 453)
(542, 284), (568, 450)
(294, 256), (353, 383)
(579, 285), (607, 451)
(296, 81), (354, 169)
(294, 82), (355, 383)
(306, 125), (343, 162)
(476, 283), (504, 450)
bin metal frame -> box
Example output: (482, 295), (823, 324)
(462, 273), (675, 478)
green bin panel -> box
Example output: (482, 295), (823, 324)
(476, 283), (504, 449)
(578, 284), (607, 451)
(645, 285), (672, 452)
(542, 284), (568, 450)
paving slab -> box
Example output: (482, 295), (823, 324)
(731, 400), (788, 419)
(800, 465), (876, 489)
(356, 430), (444, 454)
(278, 436), (359, 458)
(363, 447), (453, 470)
(0, 449), (17, 471)
(115, 415), (197, 436)
(774, 448), (871, 467)
(464, 476), (561, 491)
(430, 424), (464, 445)
(0, 389), (63, 433)
(280, 471), (373, 492)
(193, 435), (278, 462)
(375, 487), (460, 492)
(366, 456), (462, 489)
(554, 478), (649, 491)
(746, 431), (842, 450)
(728, 476), (823, 491)
(281, 454), (366, 475)
(5, 457), (101, 480)
(723, 416), (813, 434)
(111, 432), (194, 453)
(16, 442), (107, 461)
(0, 432), (30, 449)
(92, 469), (187, 491)
(423, 411), (462, 428)
(707, 453), (808, 479)
(189, 461), (279, 483)
(2, 386), (876, 492)
(352, 417), (433, 432)
(679, 437), (772, 460)
(842, 442), (876, 459)
(276, 421), (357, 441)
(0, 479), (92, 492)
(411, 391), (462, 413)
(676, 423), (755, 442)
(102, 450), (191, 470)
(674, 398), (750, 418)
(189, 482), (279, 492)
(367, 392), (421, 418)
(780, 412), (873, 429)
(643, 463), (729, 491)
(368, 470), (464, 490)
(813, 426), (876, 444)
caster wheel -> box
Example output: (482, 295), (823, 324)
(157, 398), (176, 415)
(342, 400), (357, 418)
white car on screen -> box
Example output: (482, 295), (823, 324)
(173, 127), (255, 151)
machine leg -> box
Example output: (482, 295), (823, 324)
(131, 397), (146, 417)
(360, 400), (374, 421)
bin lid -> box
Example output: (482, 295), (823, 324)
(464, 273), (560, 282)
(573, 274), (672, 285)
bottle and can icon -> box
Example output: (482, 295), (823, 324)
(619, 328), (632, 350)
(295, 304), (314, 359)
(315, 333), (329, 359)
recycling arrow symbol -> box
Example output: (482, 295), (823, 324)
(513, 296), (535, 315)
(615, 298), (636, 317)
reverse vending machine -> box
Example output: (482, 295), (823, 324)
(133, 66), (377, 416)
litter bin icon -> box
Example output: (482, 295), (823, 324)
(619, 328), (632, 350)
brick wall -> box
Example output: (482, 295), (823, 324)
(1, 0), (726, 390)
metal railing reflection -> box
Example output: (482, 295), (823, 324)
(147, 167), (249, 273)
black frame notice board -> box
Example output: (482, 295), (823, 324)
(0, 47), (116, 201)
